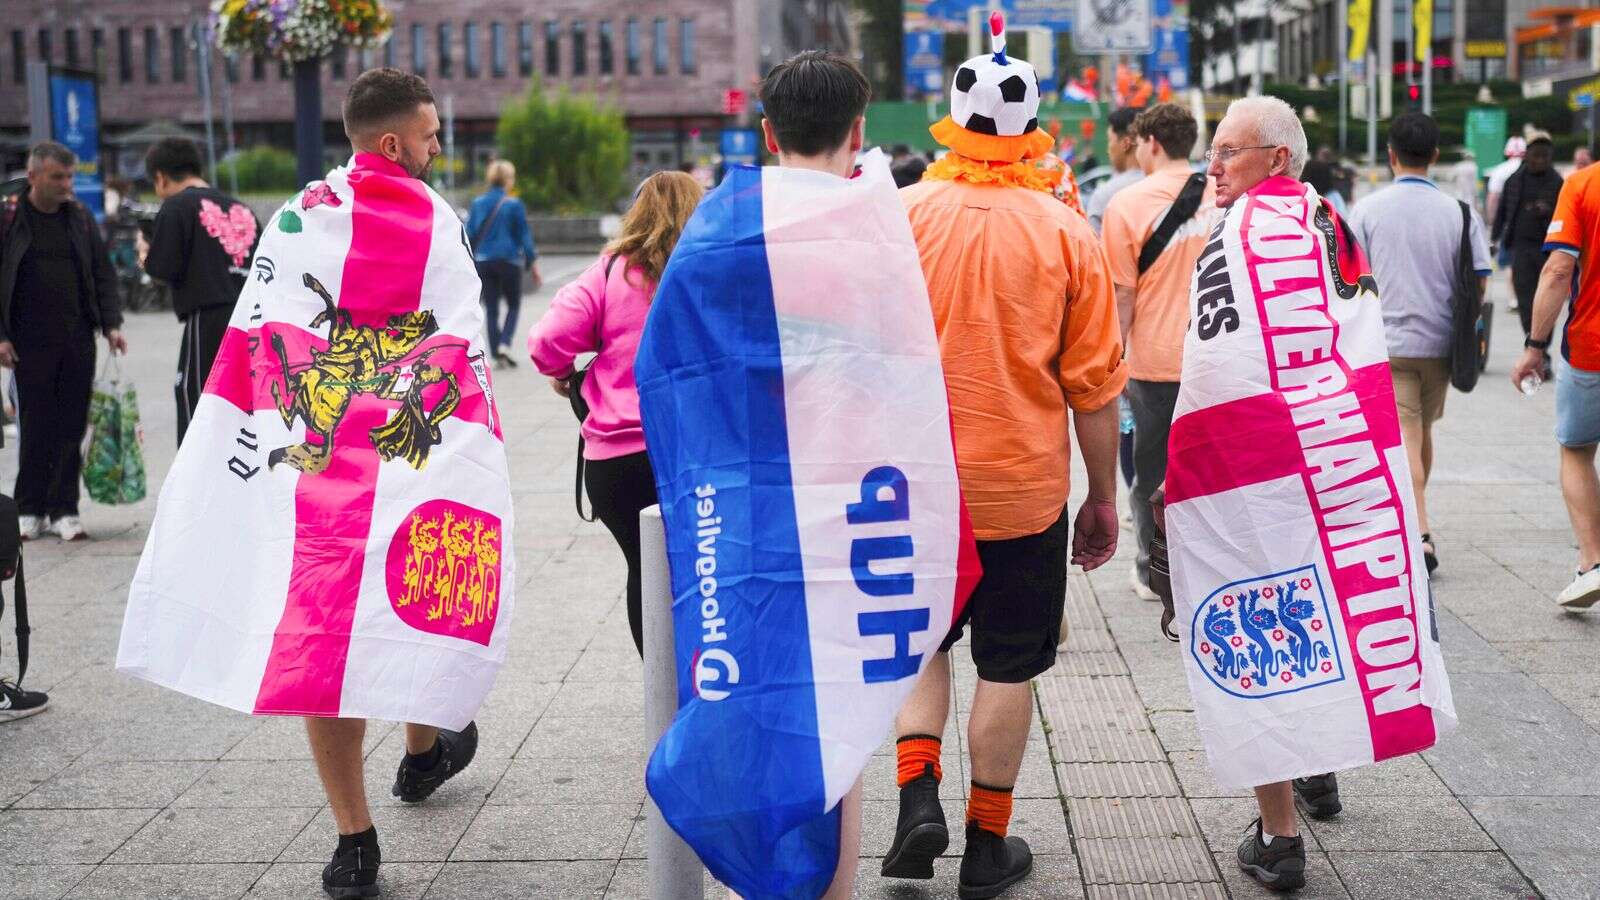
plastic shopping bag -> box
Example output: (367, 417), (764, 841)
(82, 355), (146, 505)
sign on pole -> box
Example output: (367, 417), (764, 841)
(1464, 107), (1507, 178)
(1074, 0), (1154, 54)
(903, 30), (946, 100)
(46, 67), (104, 219)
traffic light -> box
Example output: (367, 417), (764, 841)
(1407, 83), (1422, 109)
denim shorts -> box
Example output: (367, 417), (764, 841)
(1556, 358), (1600, 448)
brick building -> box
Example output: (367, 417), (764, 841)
(0, 0), (856, 181)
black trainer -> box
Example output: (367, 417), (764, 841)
(1236, 818), (1306, 892)
(322, 836), (380, 898)
(0, 679), (48, 723)
(392, 721), (478, 803)
(1293, 772), (1342, 820)
(958, 822), (1033, 899)
(880, 763), (948, 879)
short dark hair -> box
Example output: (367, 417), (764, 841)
(1107, 107), (1139, 138)
(759, 50), (871, 157)
(1132, 103), (1199, 160)
(343, 67), (435, 140)
(1386, 112), (1439, 167)
(28, 140), (75, 169)
(145, 137), (204, 182)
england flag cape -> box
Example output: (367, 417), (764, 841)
(1164, 175), (1454, 789)
(117, 153), (513, 730)
(635, 150), (980, 899)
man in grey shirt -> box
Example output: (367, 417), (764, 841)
(1085, 107), (1145, 234)
(1347, 112), (1491, 576)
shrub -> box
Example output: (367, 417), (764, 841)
(495, 83), (630, 213)
(216, 146), (299, 193)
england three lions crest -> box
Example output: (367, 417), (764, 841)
(1190, 566), (1345, 699)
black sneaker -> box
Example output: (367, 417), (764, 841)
(495, 350), (519, 369)
(1293, 772), (1343, 820)
(0, 679), (48, 723)
(391, 721), (478, 803)
(880, 763), (948, 879)
(958, 822), (1033, 900)
(1236, 817), (1306, 892)
(322, 837), (380, 899)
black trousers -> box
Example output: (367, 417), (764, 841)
(14, 330), (95, 518)
(477, 259), (522, 354)
(1511, 244), (1549, 338)
(1126, 378), (1182, 584)
(583, 451), (657, 657)
(176, 305), (234, 446)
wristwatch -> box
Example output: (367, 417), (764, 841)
(1526, 336), (1552, 352)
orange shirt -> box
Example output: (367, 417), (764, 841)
(1545, 163), (1600, 370)
(1101, 166), (1217, 382)
(901, 178), (1128, 540)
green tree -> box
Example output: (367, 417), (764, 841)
(216, 146), (298, 193)
(496, 83), (630, 213)
(852, 0), (903, 101)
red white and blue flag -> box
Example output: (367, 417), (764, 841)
(117, 154), (513, 730)
(636, 150), (980, 898)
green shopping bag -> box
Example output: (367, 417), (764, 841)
(82, 355), (147, 505)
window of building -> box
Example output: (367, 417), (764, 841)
(517, 22), (533, 76)
(170, 26), (186, 82)
(411, 23), (426, 75)
(545, 21), (560, 77)
(679, 18), (695, 74)
(653, 17), (667, 75)
(10, 31), (24, 84)
(116, 28), (133, 82)
(90, 28), (104, 74)
(382, 36), (394, 69)
(626, 18), (640, 76)
(464, 21), (480, 78)
(331, 45), (347, 78)
(599, 20), (614, 75)
(438, 23), (453, 78)
(491, 22), (506, 77)
(279, 60), (290, 79)
(252, 54), (265, 81)
(38, 28), (52, 64)
(356, 49), (369, 73)
(572, 21), (587, 76)
(144, 27), (158, 83)
(224, 54), (239, 83)
(65, 29), (79, 68)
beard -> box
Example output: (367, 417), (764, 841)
(399, 149), (435, 181)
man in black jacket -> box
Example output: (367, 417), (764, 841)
(1492, 133), (1564, 338)
(0, 142), (128, 541)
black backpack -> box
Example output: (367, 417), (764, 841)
(0, 494), (30, 683)
(1448, 200), (1492, 392)
(563, 254), (622, 523)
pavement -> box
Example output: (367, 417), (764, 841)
(1, 259), (1597, 900)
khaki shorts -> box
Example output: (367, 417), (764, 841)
(1390, 357), (1450, 425)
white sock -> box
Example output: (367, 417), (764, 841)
(1262, 831), (1281, 846)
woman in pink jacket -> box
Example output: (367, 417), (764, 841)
(528, 171), (703, 656)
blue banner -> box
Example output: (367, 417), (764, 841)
(49, 71), (103, 219)
(903, 30), (946, 99)
(719, 129), (760, 167)
(920, 0), (1073, 30)
(1145, 0), (1190, 91)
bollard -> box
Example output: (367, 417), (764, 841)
(640, 505), (706, 900)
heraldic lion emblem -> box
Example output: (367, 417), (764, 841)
(268, 272), (461, 475)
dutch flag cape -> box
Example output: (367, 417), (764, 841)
(1165, 176), (1455, 789)
(635, 150), (980, 898)
(117, 153), (513, 730)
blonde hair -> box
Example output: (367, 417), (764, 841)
(485, 159), (516, 189)
(603, 171), (703, 289)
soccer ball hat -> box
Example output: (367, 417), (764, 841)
(930, 11), (1056, 164)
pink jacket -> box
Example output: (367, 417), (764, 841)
(528, 254), (652, 460)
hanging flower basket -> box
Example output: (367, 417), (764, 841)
(211, 0), (394, 64)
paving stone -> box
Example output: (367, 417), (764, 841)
(1165, 751), (1249, 799)
(246, 861), (441, 898)
(851, 853), (1086, 899)
(1084, 884), (1229, 900)
(171, 760), (329, 808)
(12, 760), (212, 810)
(358, 742), (511, 809)
(566, 648), (645, 683)
(604, 859), (719, 899)
(489, 756), (648, 805)
(220, 717), (394, 762)
(859, 752), (968, 801)
(860, 798), (968, 858)
(1431, 611), (1518, 674)
(1213, 850), (1349, 899)
(1327, 851), (1535, 899)
(0, 753), (76, 809)
(1057, 762), (1183, 799)
(1077, 835), (1215, 884)
(1422, 672), (1600, 796)
(451, 803), (638, 861)
(1066, 797), (1202, 840)
(0, 864), (94, 900)
(1186, 798), (1322, 852)
(1462, 796), (1600, 897)
(1332, 753), (1451, 796)
(1052, 651), (1132, 677)
(1304, 797), (1495, 852)
(427, 860), (613, 899)
(1146, 712), (1202, 753)
(280, 804), (482, 863)
(520, 716), (647, 758)
(66, 863), (268, 900)
(108, 806), (317, 863)
(545, 680), (646, 717)
(0, 808), (158, 864)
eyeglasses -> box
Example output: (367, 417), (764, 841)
(1203, 145), (1277, 164)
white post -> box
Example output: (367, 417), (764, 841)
(1339, 0), (1349, 156)
(1423, 47), (1433, 114)
(1367, 50), (1378, 170)
(641, 506), (706, 900)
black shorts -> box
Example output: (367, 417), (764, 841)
(939, 505), (1070, 683)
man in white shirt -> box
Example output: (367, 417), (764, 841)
(1084, 107), (1145, 235)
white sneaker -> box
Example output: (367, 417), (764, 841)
(1557, 566), (1600, 611)
(17, 515), (43, 541)
(1130, 565), (1159, 602)
(49, 515), (86, 542)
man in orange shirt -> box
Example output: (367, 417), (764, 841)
(882, 19), (1127, 899)
(1101, 104), (1215, 604)
(1512, 160), (1600, 610)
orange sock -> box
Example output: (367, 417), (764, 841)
(967, 782), (1014, 837)
(895, 734), (943, 786)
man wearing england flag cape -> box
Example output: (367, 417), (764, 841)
(117, 70), (513, 899)
(1151, 97), (1456, 893)
(635, 52), (980, 899)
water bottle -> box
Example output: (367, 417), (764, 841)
(1520, 373), (1544, 396)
